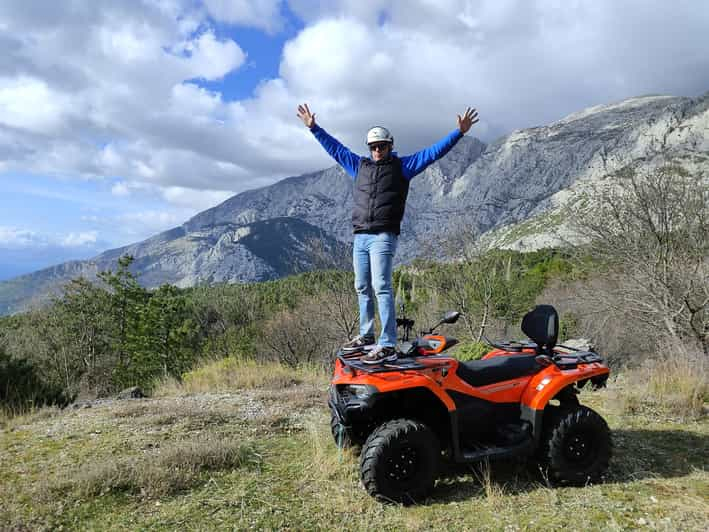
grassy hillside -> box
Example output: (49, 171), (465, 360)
(1, 359), (707, 531)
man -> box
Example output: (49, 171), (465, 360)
(297, 103), (479, 363)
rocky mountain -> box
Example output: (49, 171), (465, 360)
(0, 217), (350, 314)
(1, 92), (707, 315)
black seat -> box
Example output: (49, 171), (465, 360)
(455, 355), (542, 387)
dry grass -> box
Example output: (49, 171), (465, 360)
(111, 397), (247, 432)
(471, 459), (507, 506)
(2, 369), (708, 530)
(111, 402), (154, 418)
(304, 413), (353, 482)
(617, 350), (708, 420)
(65, 434), (260, 499)
(154, 356), (329, 396)
(0, 404), (62, 430)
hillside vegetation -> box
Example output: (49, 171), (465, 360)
(0, 246), (578, 412)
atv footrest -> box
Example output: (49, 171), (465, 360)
(459, 437), (534, 463)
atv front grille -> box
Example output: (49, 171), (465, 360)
(337, 387), (354, 403)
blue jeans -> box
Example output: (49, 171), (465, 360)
(353, 232), (398, 347)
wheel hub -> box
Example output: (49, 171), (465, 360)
(564, 432), (593, 463)
(386, 446), (419, 482)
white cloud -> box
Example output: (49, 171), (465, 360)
(0, 226), (100, 249)
(286, 0), (391, 25)
(0, 76), (72, 134)
(169, 83), (223, 118)
(177, 30), (247, 81)
(204, 0), (284, 33)
(61, 231), (98, 247)
(116, 210), (188, 237)
(277, 1), (709, 150)
(0, 1), (251, 194)
(161, 186), (234, 210)
(97, 22), (159, 64)
(0, 0), (707, 237)
(111, 182), (131, 196)
(0, 227), (44, 248)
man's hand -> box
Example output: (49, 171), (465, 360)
(457, 107), (479, 135)
(297, 103), (316, 129)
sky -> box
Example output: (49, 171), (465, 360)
(1, 0), (708, 280)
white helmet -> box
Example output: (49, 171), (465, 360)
(366, 126), (394, 146)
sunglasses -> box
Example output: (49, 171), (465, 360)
(369, 143), (391, 152)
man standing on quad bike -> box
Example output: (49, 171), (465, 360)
(297, 103), (479, 364)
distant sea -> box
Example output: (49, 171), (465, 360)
(0, 247), (100, 281)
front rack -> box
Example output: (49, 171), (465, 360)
(337, 350), (428, 374)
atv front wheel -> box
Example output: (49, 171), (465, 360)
(539, 405), (612, 485)
(360, 419), (440, 504)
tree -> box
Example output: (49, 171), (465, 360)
(188, 283), (264, 360)
(422, 222), (537, 342)
(259, 294), (339, 367)
(301, 237), (358, 342)
(129, 284), (199, 385)
(97, 255), (148, 382)
(51, 277), (114, 395)
(572, 165), (709, 355)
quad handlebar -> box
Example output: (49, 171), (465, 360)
(396, 309), (460, 342)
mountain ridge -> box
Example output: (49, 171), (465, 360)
(1, 91), (707, 315)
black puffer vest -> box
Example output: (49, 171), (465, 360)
(352, 156), (409, 235)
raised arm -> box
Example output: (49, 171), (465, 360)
(297, 103), (360, 179)
(401, 107), (479, 180)
(457, 107), (479, 135)
(297, 103), (316, 128)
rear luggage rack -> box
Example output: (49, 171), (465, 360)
(552, 351), (604, 369)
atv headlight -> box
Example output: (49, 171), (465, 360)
(344, 384), (377, 399)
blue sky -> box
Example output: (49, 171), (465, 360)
(1, 0), (708, 280)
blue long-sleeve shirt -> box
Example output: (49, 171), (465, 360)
(310, 125), (463, 180)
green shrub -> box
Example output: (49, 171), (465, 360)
(0, 347), (70, 414)
(452, 341), (491, 361)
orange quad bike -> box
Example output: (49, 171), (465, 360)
(328, 305), (612, 503)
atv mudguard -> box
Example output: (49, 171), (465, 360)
(519, 358), (610, 444)
(332, 356), (456, 410)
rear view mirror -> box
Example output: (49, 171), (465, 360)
(426, 310), (461, 334)
(442, 311), (460, 324)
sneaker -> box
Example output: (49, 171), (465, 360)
(342, 335), (376, 353)
(361, 345), (397, 365)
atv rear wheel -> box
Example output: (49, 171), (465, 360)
(360, 419), (440, 504)
(539, 405), (611, 485)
